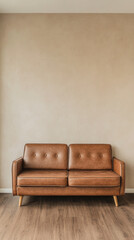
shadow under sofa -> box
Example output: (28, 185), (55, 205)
(12, 143), (125, 207)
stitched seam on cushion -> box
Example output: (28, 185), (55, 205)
(69, 177), (120, 179)
(69, 185), (120, 187)
(17, 185), (67, 187)
(18, 177), (67, 179)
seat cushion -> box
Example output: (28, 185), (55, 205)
(17, 170), (68, 187)
(68, 170), (120, 187)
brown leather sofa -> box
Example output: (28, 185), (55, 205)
(12, 144), (125, 207)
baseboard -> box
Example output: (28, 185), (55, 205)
(0, 188), (12, 193)
(125, 188), (134, 193)
(0, 188), (134, 194)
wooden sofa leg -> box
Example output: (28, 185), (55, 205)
(19, 196), (23, 207)
(113, 196), (118, 207)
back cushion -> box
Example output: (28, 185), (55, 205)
(23, 144), (68, 169)
(69, 144), (112, 170)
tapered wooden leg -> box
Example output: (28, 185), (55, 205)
(113, 196), (118, 207)
(19, 196), (23, 207)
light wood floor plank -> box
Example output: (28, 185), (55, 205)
(0, 194), (134, 240)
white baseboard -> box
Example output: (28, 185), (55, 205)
(125, 188), (134, 193)
(0, 188), (134, 194)
(0, 188), (12, 193)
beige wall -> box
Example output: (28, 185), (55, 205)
(0, 14), (134, 189)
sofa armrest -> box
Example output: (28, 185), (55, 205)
(12, 157), (23, 195)
(113, 157), (125, 195)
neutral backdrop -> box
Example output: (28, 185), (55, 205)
(0, 14), (134, 189)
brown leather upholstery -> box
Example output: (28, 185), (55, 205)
(12, 157), (23, 195)
(12, 144), (125, 198)
(23, 144), (68, 169)
(68, 170), (120, 187)
(17, 170), (67, 187)
(17, 186), (120, 196)
(113, 157), (125, 195)
(69, 144), (112, 170)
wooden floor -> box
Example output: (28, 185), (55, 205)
(0, 194), (134, 240)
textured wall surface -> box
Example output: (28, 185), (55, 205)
(0, 14), (134, 188)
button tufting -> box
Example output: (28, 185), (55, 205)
(98, 153), (103, 158)
(54, 153), (58, 158)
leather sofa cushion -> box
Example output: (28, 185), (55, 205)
(68, 170), (120, 187)
(23, 144), (68, 169)
(17, 170), (68, 187)
(69, 144), (112, 170)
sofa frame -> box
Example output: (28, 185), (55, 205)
(12, 144), (125, 207)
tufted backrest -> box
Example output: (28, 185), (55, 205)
(23, 144), (68, 169)
(69, 144), (112, 170)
